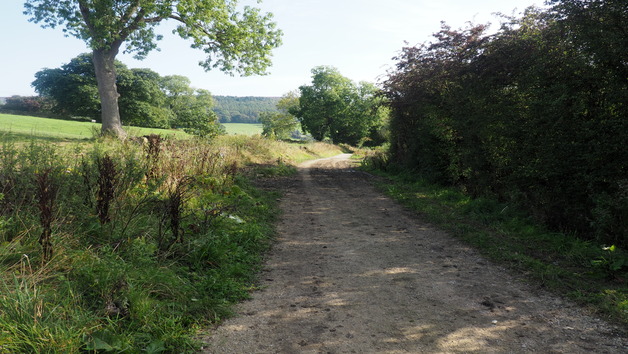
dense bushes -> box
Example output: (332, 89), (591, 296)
(383, 2), (627, 246)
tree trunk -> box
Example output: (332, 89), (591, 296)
(93, 48), (126, 138)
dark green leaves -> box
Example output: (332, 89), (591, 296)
(382, 3), (628, 245)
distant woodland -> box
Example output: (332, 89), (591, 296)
(213, 96), (280, 123)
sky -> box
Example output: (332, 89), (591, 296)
(0, 0), (546, 98)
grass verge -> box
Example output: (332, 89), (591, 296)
(360, 163), (628, 328)
(0, 132), (341, 352)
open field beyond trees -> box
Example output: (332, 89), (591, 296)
(0, 114), (262, 142)
(221, 123), (263, 136)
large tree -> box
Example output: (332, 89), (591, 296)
(33, 53), (172, 127)
(295, 66), (388, 146)
(24, 0), (282, 138)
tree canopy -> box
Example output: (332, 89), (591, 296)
(24, 0), (282, 137)
(293, 66), (389, 146)
(32, 53), (223, 136)
(32, 53), (101, 119)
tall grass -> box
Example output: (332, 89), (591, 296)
(0, 132), (342, 352)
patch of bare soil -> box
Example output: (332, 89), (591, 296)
(201, 154), (627, 353)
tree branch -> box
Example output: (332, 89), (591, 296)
(77, 0), (96, 36)
(167, 13), (218, 43)
(119, 7), (153, 45)
(120, 0), (141, 24)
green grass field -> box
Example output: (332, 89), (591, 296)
(0, 114), (263, 142)
(221, 123), (263, 136)
(0, 114), (189, 141)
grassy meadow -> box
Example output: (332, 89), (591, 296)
(0, 114), (191, 141)
(0, 114), (263, 142)
(221, 123), (263, 136)
(0, 116), (342, 352)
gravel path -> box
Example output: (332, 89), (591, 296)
(201, 154), (627, 353)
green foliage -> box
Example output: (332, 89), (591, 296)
(591, 245), (628, 277)
(118, 68), (171, 129)
(31, 54), (223, 135)
(164, 83), (222, 137)
(260, 91), (300, 139)
(0, 96), (54, 116)
(32, 53), (101, 119)
(31, 53), (174, 125)
(294, 66), (389, 146)
(0, 135), (286, 351)
(24, 0), (283, 137)
(382, 4), (627, 246)
(23, 0), (283, 73)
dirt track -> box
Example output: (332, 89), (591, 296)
(201, 154), (627, 353)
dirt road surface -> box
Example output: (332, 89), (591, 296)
(201, 154), (627, 353)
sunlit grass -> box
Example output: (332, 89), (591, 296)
(0, 114), (190, 142)
(221, 123), (263, 136)
(0, 114), (270, 142)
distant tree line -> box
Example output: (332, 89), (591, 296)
(2, 53), (223, 137)
(0, 95), (55, 117)
(213, 96), (280, 123)
(382, 0), (627, 246)
(1, 93), (282, 126)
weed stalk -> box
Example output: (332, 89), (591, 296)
(34, 168), (57, 262)
(96, 154), (117, 225)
